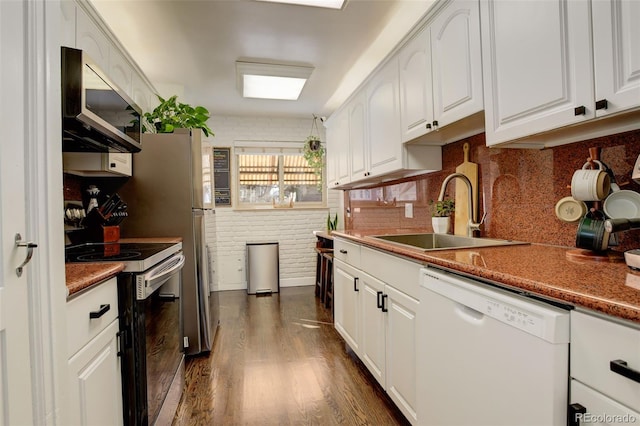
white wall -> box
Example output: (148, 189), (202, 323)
(204, 115), (341, 291)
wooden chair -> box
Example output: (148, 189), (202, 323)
(315, 248), (333, 304)
(322, 251), (334, 312)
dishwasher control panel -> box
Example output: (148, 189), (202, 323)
(485, 298), (543, 337)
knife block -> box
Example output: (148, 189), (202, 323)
(84, 208), (108, 228)
(88, 225), (120, 243)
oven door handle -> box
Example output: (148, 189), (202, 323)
(137, 253), (185, 300)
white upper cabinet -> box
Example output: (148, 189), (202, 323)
(481, 0), (640, 147)
(131, 70), (153, 114)
(60, 1), (76, 48)
(366, 58), (403, 177)
(76, 6), (110, 71)
(348, 91), (367, 182)
(430, 0), (483, 130)
(109, 48), (133, 96)
(326, 107), (350, 188)
(399, 27), (434, 142)
(399, 0), (484, 145)
(592, 0), (640, 118)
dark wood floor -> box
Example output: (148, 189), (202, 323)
(172, 286), (409, 425)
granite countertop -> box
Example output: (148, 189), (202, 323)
(65, 262), (124, 299)
(332, 229), (640, 325)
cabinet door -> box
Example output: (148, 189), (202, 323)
(109, 48), (133, 95)
(333, 260), (360, 354)
(481, 0), (593, 146)
(431, 0), (483, 128)
(366, 58), (403, 176)
(399, 27), (433, 143)
(326, 109), (350, 188)
(348, 92), (367, 181)
(131, 72), (152, 114)
(359, 272), (386, 387)
(60, 1), (76, 48)
(67, 320), (123, 426)
(592, 0), (640, 117)
(385, 285), (419, 424)
(76, 6), (109, 70)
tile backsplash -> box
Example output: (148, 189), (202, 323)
(344, 129), (640, 251)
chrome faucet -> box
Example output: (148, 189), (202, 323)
(438, 173), (482, 237)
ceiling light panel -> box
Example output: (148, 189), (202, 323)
(236, 61), (314, 101)
(255, 0), (346, 10)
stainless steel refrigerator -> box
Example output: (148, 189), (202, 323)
(119, 128), (219, 356)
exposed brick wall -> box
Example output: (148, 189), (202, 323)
(204, 115), (341, 291)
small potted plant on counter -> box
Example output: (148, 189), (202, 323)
(431, 199), (455, 234)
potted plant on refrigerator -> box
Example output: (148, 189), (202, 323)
(431, 199), (455, 234)
(142, 95), (214, 137)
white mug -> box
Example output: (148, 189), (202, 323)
(571, 160), (611, 201)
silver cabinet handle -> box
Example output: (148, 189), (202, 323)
(15, 233), (37, 277)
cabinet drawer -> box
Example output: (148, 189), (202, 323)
(361, 246), (421, 299)
(571, 311), (640, 412)
(334, 238), (361, 269)
(67, 277), (119, 358)
(570, 379), (639, 425)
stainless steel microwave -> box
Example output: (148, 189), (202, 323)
(61, 47), (142, 153)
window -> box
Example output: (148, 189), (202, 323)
(236, 152), (324, 207)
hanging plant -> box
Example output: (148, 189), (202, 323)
(143, 95), (214, 137)
(303, 115), (325, 189)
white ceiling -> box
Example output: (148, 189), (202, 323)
(89, 0), (436, 119)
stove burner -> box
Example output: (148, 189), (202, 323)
(76, 251), (142, 261)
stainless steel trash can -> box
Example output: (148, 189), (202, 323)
(246, 242), (279, 295)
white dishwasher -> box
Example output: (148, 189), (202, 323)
(417, 267), (570, 426)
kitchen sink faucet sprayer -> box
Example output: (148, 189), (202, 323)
(438, 173), (485, 237)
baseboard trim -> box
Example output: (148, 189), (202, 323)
(213, 276), (314, 292)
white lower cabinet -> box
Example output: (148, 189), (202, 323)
(334, 259), (361, 354)
(333, 238), (420, 424)
(360, 271), (386, 384)
(570, 380), (639, 426)
(66, 277), (123, 426)
(569, 310), (640, 424)
(67, 320), (123, 426)
(378, 283), (419, 423)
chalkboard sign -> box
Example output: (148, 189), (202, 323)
(213, 148), (232, 206)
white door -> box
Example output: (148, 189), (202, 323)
(366, 58), (402, 177)
(385, 285), (419, 424)
(481, 0), (594, 146)
(348, 92), (367, 181)
(359, 272), (385, 387)
(333, 260), (360, 354)
(325, 109), (350, 188)
(67, 321), (123, 426)
(431, 0), (483, 128)
(399, 26), (433, 143)
(592, 0), (640, 117)
(0, 1), (34, 423)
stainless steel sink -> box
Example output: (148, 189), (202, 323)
(369, 233), (527, 251)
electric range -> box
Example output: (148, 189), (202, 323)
(65, 242), (182, 272)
